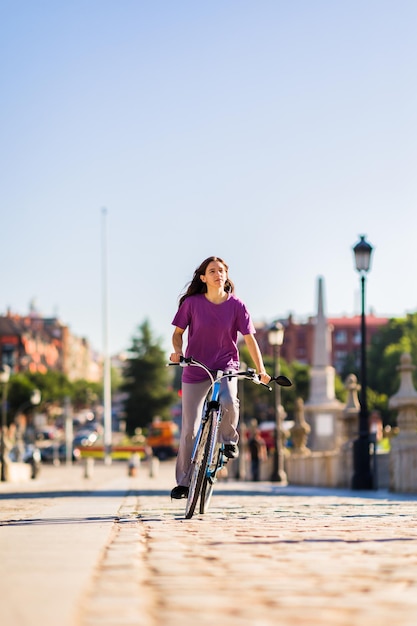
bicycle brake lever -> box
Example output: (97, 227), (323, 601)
(255, 373), (273, 391)
(179, 356), (193, 366)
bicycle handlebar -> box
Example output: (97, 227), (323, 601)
(167, 356), (292, 390)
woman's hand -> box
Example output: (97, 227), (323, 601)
(259, 371), (271, 385)
(170, 352), (182, 363)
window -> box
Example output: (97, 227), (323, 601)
(334, 330), (347, 344)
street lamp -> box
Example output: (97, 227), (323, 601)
(351, 235), (374, 490)
(0, 364), (11, 482)
(268, 322), (287, 483)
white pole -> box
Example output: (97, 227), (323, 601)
(101, 207), (112, 465)
(64, 396), (73, 466)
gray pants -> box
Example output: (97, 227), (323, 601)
(175, 377), (239, 487)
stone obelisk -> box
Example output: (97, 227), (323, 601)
(304, 276), (343, 451)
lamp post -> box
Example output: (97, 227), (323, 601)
(0, 365), (11, 482)
(268, 322), (287, 483)
(351, 235), (374, 490)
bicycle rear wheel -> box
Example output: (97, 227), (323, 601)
(185, 415), (214, 519)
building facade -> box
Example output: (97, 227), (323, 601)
(253, 313), (389, 374)
(0, 309), (101, 382)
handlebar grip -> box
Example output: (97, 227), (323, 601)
(167, 356), (192, 365)
(180, 356), (194, 365)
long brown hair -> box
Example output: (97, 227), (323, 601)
(178, 256), (235, 307)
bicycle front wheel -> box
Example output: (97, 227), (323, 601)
(185, 415), (214, 519)
(199, 443), (221, 514)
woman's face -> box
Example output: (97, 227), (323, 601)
(201, 260), (227, 290)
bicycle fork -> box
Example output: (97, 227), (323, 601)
(190, 402), (219, 463)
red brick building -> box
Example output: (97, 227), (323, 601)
(0, 309), (101, 382)
(252, 313), (389, 374)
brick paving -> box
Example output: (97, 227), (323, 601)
(1, 459), (417, 626)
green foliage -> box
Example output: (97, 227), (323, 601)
(71, 380), (102, 411)
(121, 320), (176, 434)
(341, 313), (417, 424)
(26, 370), (73, 404)
(367, 388), (390, 423)
(5, 370), (103, 425)
(110, 365), (123, 394)
(368, 314), (417, 394)
(339, 352), (358, 382)
(6, 374), (38, 425)
(366, 314), (417, 418)
(238, 345), (310, 421)
(334, 374), (347, 404)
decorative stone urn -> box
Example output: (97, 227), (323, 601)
(290, 398), (311, 455)
(340, 373), (360, 444)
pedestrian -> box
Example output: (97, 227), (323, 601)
(169, 255), (271, 499)
(248, 426), (267, 481)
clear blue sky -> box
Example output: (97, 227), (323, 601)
(1, 1), (417, 356)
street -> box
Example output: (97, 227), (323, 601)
(1, 459), (417, 626)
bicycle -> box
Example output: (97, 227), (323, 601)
(169, 356), (292, 519)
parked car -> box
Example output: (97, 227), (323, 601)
(73, 431), (98, 448)
(35, 427), (59, 441)
(39, 443), (80, 464)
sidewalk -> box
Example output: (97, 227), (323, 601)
(1, 459), (417, 626)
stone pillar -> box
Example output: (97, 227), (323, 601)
(334, 374), (360, 487)
(388, 352), (417, 492)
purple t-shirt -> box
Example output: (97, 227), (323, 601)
(172, 293), (255, 383)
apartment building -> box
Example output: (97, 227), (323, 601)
(0, 309), (101, 382)
(252, 313), (389, 374)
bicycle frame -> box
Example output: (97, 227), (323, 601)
(174, 358), (266, 518)
(189, 368), (223, 470)
(167, 356), (292, 518)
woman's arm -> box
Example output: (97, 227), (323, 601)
(243, 334), (270, 384)
(170, 327), (185, 362)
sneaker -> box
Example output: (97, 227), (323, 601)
(170, 485), (189, 499)
(223, 444), (239, 459)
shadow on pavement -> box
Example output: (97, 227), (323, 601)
(0, 488), (170, 500)
(0, 515), (117, 527)
(0, 486), (310, 500)
(1, 485), (416, 501)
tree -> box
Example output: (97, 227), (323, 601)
(366, 313), (417, 424)
(237, 344), (347, 422)
(6, 374), (38, 426)
(238, 345), (310, 421)
(367, 314), (417, 395)
(122, 320), (176, 435)
(5, 370), (102, 429)
(71, 379), (102, 411)
(26, 370), (73, 404)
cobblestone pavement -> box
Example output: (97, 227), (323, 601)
(1, 460), (417, 626)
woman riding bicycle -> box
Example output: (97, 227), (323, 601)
(170, 256), (271, 499)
